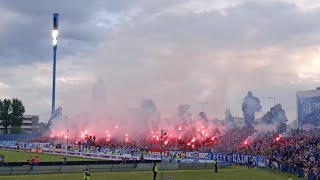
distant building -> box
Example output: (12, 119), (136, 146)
(297, 88), (320, 127)
(0, 115), (39, 134)
(211, 118), (225, 126)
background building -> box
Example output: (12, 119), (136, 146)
(297, 88), (320, 127)
(233, 117), (245, 128)
(0, 115), (39, 134)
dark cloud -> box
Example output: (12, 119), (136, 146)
(0, 0), (194, 64)
(1, 0), (320, 121)
(0, 0), (110, 65)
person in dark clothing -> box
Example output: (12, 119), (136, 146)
(213, 159), (218, 173)
(248, 156), (253, 170)
(140, 152), (144, 162)
(62, 156), (67, 165)
(152, 162), (158, 180)
(0, 154), (4, 167)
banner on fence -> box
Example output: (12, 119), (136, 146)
(12, 144), (268, 166)
(0, 141), (16, 147)
(231, 153), (266, 167)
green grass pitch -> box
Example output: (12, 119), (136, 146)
(0, 167), (299, 180)
(0, 149), (100, 162)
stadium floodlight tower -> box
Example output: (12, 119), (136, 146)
(51, 13), (59, 117)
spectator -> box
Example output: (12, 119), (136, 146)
(28, 156), (33, 166)
(0, 154), (4, 167)
(34, 156), (39, 166)
(62, 156), (67, 165)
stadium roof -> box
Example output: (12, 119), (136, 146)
(297, 88), (320, 98)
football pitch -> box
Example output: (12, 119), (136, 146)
(0, 167), (299, 180)
(0, 149), (99, 162)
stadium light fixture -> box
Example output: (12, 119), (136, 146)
(52, 13), (59, 46)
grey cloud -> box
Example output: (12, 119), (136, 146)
(0, 0), (112, 65)
(122, 1), (320, 51)
(86, 1), (320, 120)
(2, 0), (320, 121)
(0, 0), (185, 65)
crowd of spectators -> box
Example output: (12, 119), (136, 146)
(242, 130), (320, 179)
(25, 127), (320, 179)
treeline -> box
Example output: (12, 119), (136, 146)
(0, 98), (25, 134)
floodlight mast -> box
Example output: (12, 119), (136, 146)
(51, 13), (59, 118)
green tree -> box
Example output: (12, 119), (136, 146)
(261, 104), (288, 132)
(10, 98), (25, 130)
(0, 98), (25, 134)
(0, 99), (12, 134)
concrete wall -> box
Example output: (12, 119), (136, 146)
(0, 163), (215, 175)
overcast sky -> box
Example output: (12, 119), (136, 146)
(1, 0), (320, 122)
